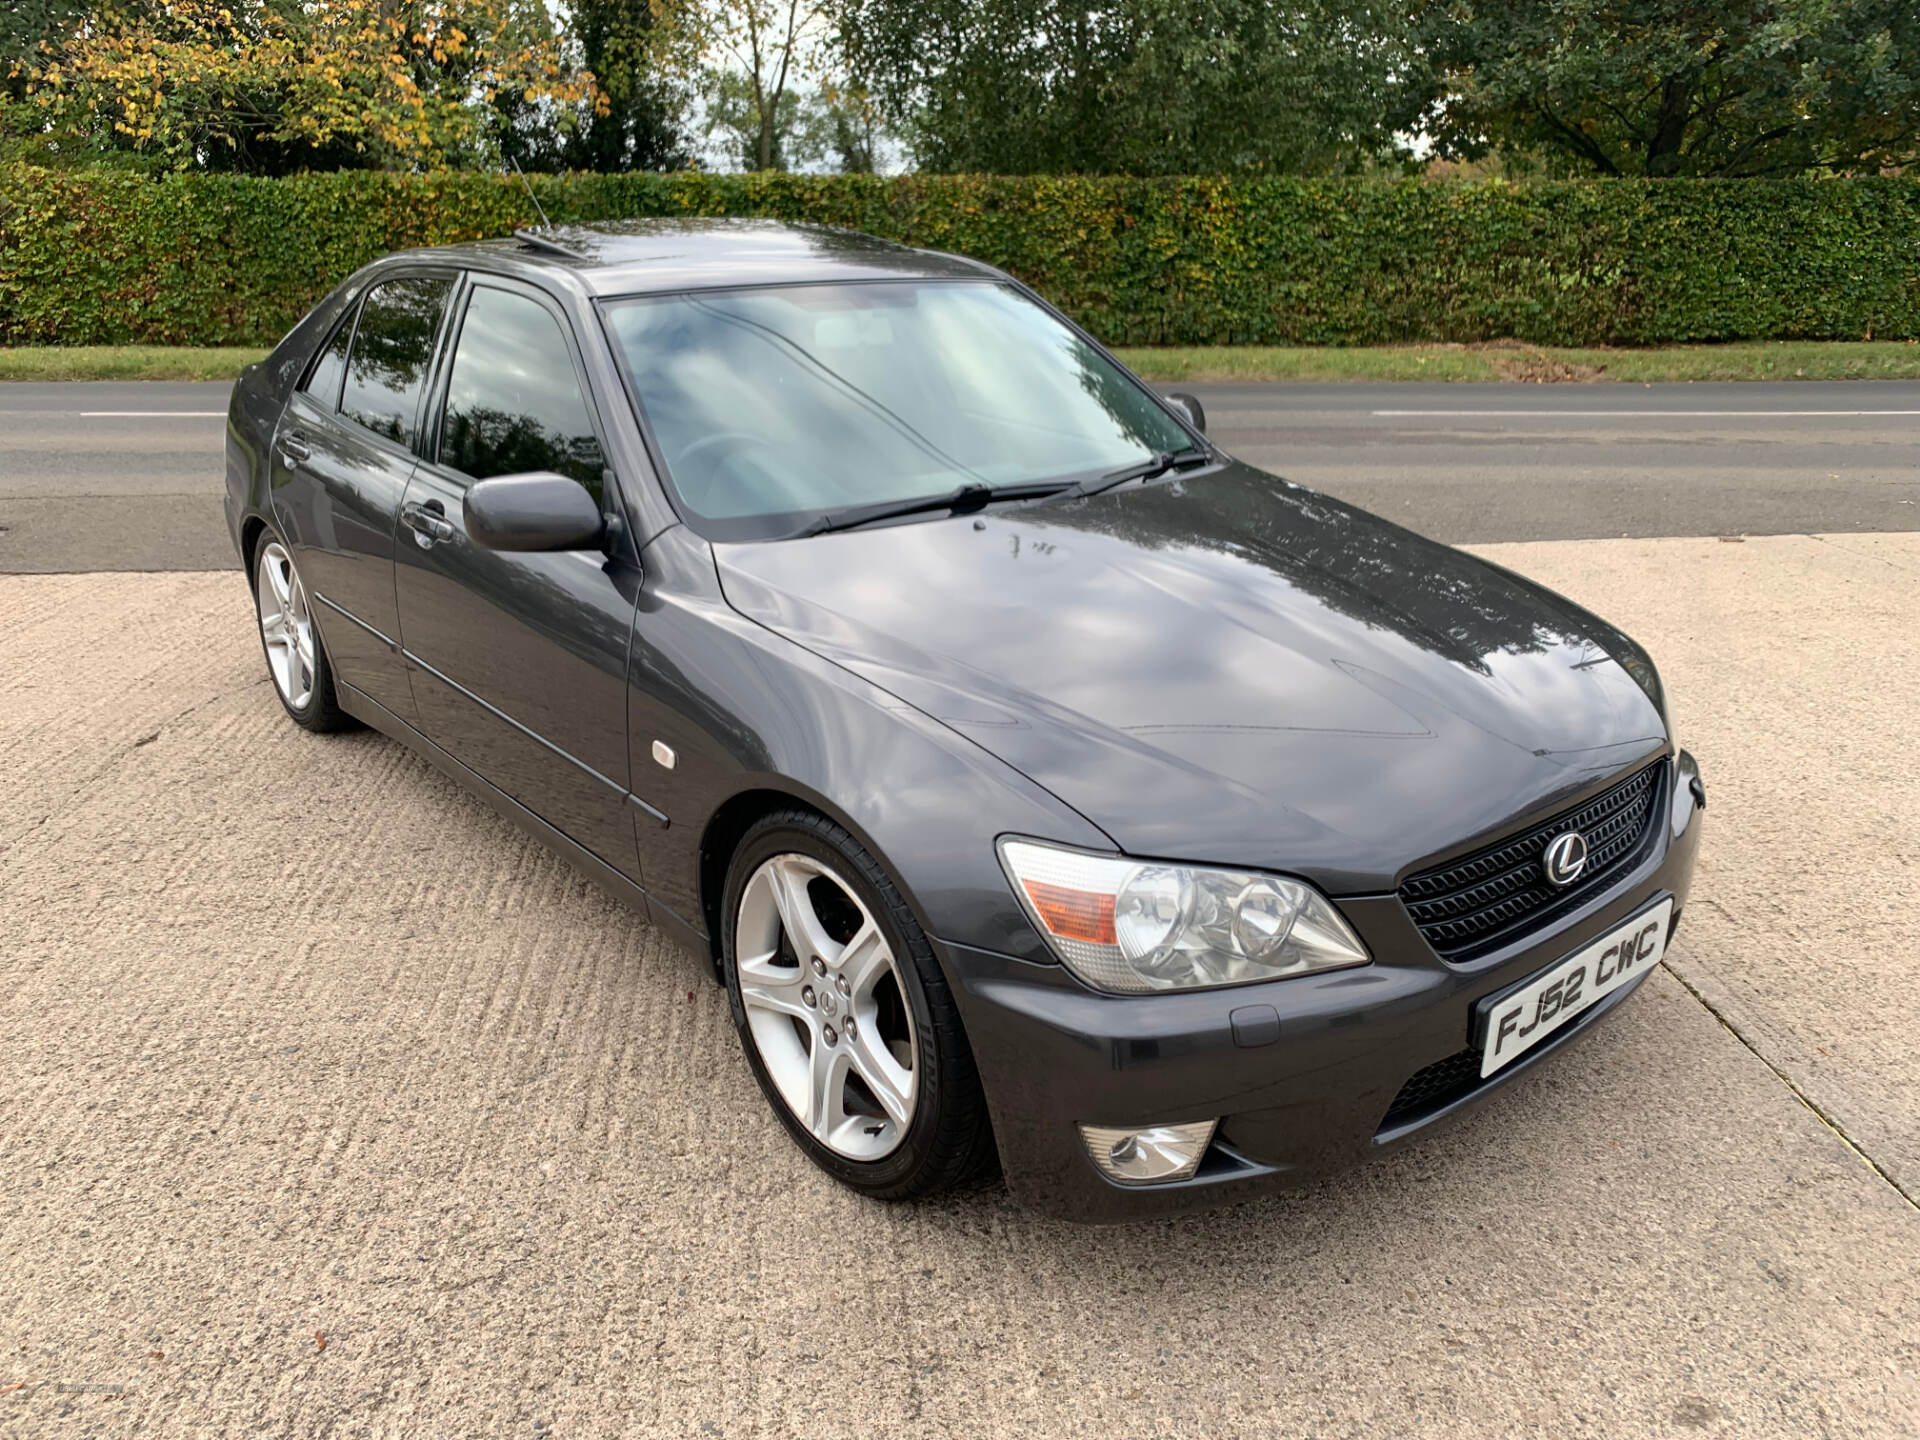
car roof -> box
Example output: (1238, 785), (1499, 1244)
(406, 218), (1003, 298)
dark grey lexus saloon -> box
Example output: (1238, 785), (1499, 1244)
(225, 219), (1705, 1219)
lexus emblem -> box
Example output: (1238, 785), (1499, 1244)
(1542, 831), (1589, 888)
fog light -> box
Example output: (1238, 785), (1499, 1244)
(1079, 1120), (1217, 1185)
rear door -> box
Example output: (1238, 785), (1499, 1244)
(392, 276), (645, 881)
(270, 271), (456, 721)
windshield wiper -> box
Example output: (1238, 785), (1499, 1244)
(794, 480), (1071, 538)
(1049, 445), (1213, 504)
(789, 447), (1212, 538)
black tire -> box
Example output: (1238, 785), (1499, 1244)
(721, 808), (997, 1200)
(249, 526), (351, 734)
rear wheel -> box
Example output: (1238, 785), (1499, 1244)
(721, 809), (995, 1199)
(252, 531), (349, 732)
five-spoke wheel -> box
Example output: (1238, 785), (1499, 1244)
(251, 530), (347, 731)
(734, 852), (919, 1161)
(256, 540), (317, 711)
(722, 811), (995, 1199)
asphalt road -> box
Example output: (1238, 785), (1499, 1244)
(3, 536), (1916, 1436)
(3, 379), (1919, 571)
(0, 382), (235, 573)
(1195, 380), (1920, 542)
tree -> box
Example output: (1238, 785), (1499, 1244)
(704, 67), (803, 169)
(513, 0), (693, 171)
(2, 0), (85, 163)
(25, 0), (599, 173)
(1420, 0), (1920, 177)
(793, 81), (880, 171)
(4, 0), (86, 104)
(702, 0), (826, 170)
(838, 0), (1431, 175)
(702, 68), (875, 171)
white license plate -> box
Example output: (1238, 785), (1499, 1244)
(1478, 898), (1672, 1078)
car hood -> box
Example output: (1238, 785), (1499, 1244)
(713, 463), (1668, 893)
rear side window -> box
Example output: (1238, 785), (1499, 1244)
(341, 275), (453, 446)
(440, 286), (604, 502)
(303, 312), (354, 410)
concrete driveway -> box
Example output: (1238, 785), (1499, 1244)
(3, 376), (1917, 1434)
(3, 525), (1915, 1436)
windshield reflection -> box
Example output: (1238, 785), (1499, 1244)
(606, 280), (1190, 539)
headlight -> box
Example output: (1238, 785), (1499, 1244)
(1612, 644), (1666, 724)
(997, 838), (1370, 994)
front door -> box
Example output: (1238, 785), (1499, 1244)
(270, 272), (455, 721)
(392, 278), (644, 881)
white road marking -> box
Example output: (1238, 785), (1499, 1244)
(1371, 409), (1920, 418)
(78, 410), (228, 418)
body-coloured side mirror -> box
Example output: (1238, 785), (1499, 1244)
(1164, 391), (1207, 434)
(464, 472), (605, 552)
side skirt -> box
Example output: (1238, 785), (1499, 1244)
(335, 678), (713, 972)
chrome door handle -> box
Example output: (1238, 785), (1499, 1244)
(401, 499), (455, 548)
(279, 432), (311, 467)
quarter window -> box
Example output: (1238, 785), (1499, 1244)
(340, 275), (453, 446)
(303, 311), (354, 411)
(440, 286), (604, 500)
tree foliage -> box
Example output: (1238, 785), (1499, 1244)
(794, 83), (880, 172)
(4, 0), (86, 101)
(505, 0), (692, 172)
(838, 0), (1431, 174)
(704, 71), (877, 171)
(2, 0), (85, 163)
(9, 0), (1920, 179)
(20, 0), (599, 172)
(1421, 0), (1920, 177)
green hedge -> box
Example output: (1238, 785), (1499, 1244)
(3, 167), (1918, 348)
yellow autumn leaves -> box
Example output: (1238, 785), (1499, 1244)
(24, 0), (600, 166)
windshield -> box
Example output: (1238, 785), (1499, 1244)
(604, 281), (1194, 538)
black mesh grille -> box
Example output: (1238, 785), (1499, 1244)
(1399, 762), (1664, 961)
(1379, 1049), (1481, 1130)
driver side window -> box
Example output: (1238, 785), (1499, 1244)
(440, 286), (605, 504)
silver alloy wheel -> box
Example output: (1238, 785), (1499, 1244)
(735, 853), (919, 1160)
(255, 541), (317, 711)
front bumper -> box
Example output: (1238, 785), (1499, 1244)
(942, 752), (1706, 1221)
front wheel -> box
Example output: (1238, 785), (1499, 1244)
(721, 810), (995, 1200)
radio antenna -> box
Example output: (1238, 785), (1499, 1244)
(508, 157), (582, 258)
(511, 156), (554, 230)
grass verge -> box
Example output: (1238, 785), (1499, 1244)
(1539, 341), (1920, 383)
(1116, 340), (1920, 384)
(3, 339), (1920, 385)
(1114, 344), (1508, 383)
(0, 345), (270, 382)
